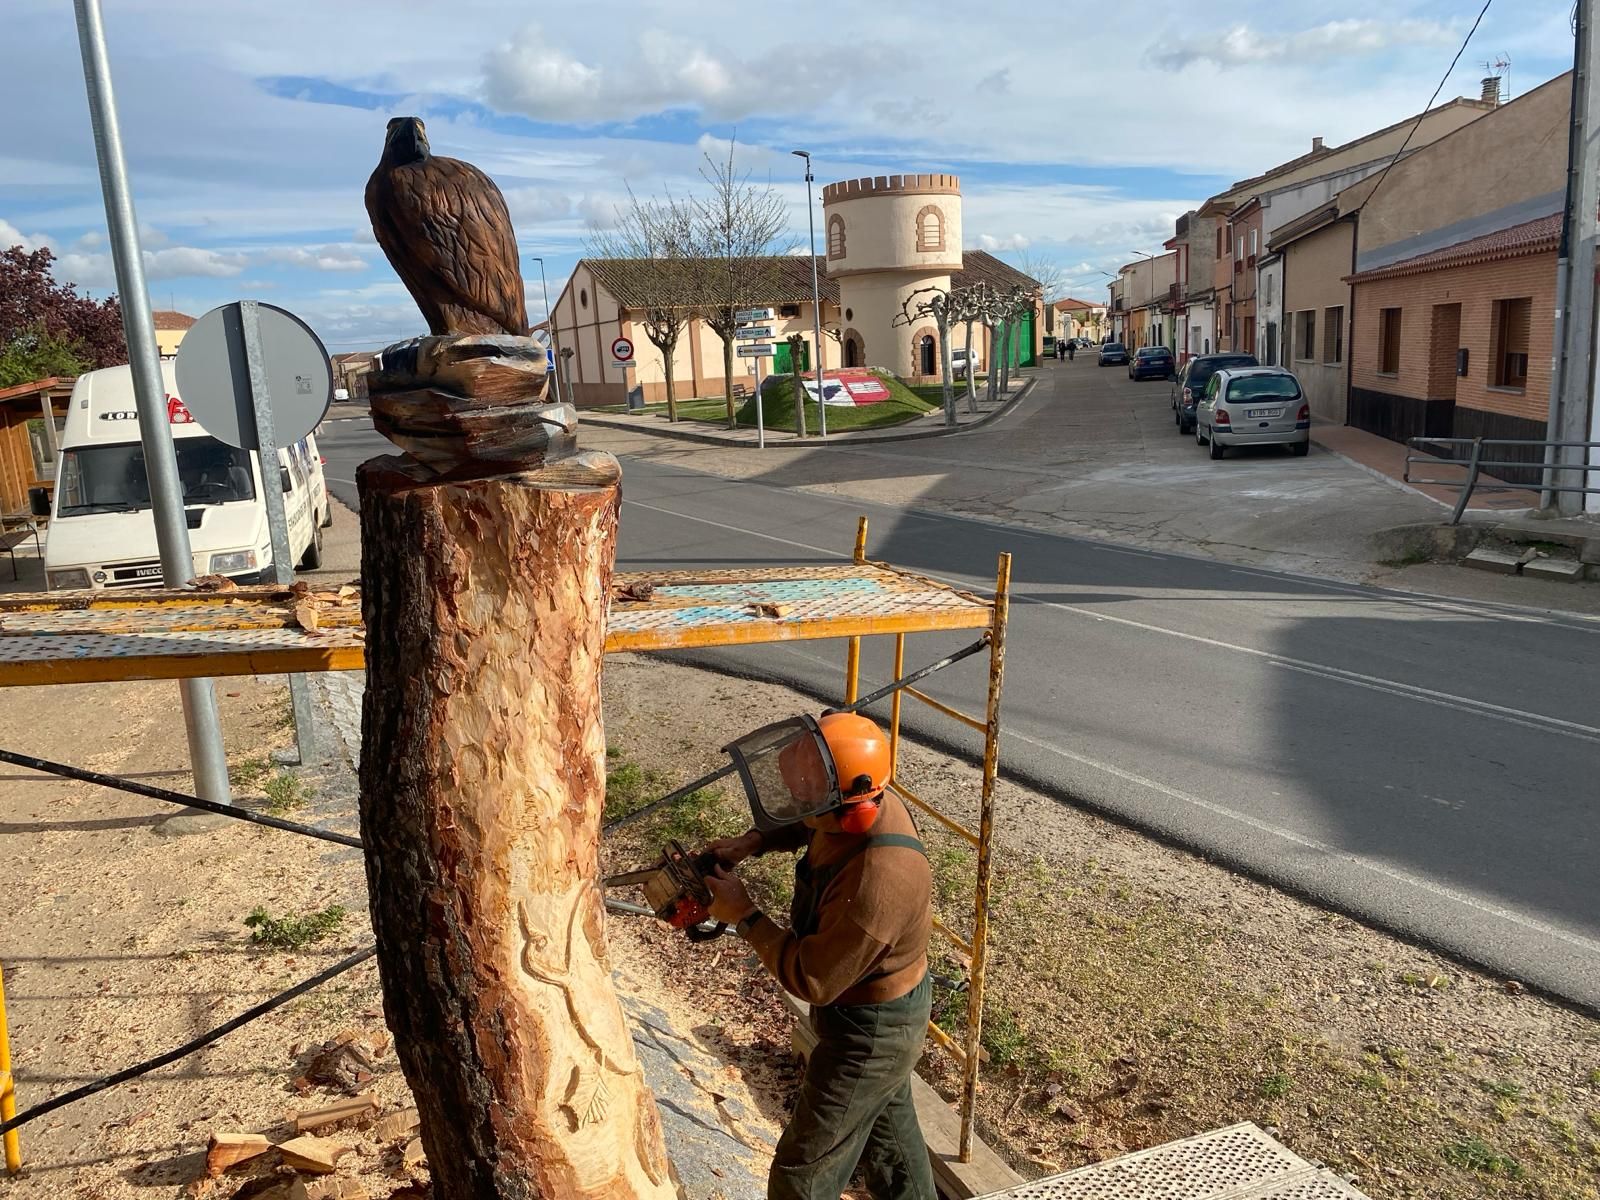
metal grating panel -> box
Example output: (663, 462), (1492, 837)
(1228, 1170), (1370, 1200)
(974, 1124), (1312, 1200)
(0, 562), (995, 685)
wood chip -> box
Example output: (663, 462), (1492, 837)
(292, 599), (321, 632)
(337, 585), (358, 600)
(303, 1180), (367, 1200)
(374, 1106), (421, 1143)
(277, 1135), (350, 1174)
(293, 1091), (378, 1133)
(402, 1136), (427, 1168)
(192, 574), (239, 592)
(614, 580), (655, 602)
(205, 1131), (270, 1176)
(751, 602), (792, 618)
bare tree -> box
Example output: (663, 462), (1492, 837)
(1010, 252), (1066, 305)
(691, 143), (795, 428)
(895, 286), (958, 425)
(588, 186), (698, 421)
(945, 284), (986, 413)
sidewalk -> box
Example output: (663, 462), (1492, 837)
(1312, 423), (1540, 512)
(581, 376), (1034, 448)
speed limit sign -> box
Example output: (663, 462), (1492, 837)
(610, 336), (634, 368)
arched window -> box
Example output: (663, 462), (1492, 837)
(918, 333), (937, 376)
(915, 205), (945, 253)
(843, 330), (863, 368)
(827, 214), (846, 259)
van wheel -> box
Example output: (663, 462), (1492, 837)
(299, 526), (323, 570)
(320, 504), (333, 529)
(1209, 435), (1225, 461)
(1291, 441), (1310, 457)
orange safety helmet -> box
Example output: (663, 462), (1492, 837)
(727, 710), (892, 833)
(817, 712), (891, 804)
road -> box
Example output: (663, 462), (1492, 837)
(318, 376), (1600, 1010)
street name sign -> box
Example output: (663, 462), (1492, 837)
(735, 307), (773, 323)
(737, 343), (775, 357)
(736, 325), (775, 340)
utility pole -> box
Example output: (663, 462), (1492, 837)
(1549, 0), (1599, 514)
(531, 256), (566, 405)
(72, 0), (231, 804)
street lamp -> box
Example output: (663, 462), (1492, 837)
(792, 149), (827, 438)
(529, 256), (566, 405)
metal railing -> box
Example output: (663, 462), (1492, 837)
(1404, 436), (1600, 524)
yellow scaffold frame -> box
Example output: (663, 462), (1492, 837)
(0, 516), (1010, 1169)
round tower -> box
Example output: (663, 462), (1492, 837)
(821, 174), (962, 379)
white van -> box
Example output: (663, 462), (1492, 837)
(43, 362), (332, 591)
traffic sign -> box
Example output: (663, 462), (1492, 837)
(610, 335), (634, 363)
(735, 307), (773, 323)
(737, 343), (775, 357)
(174, 301), (331, 450)
(736, 325), (775, 340)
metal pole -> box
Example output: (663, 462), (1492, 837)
(755, 353), (766, 449)
(73, 0), (231, 805)
(0, 963), (18, 1174)
(232, 302), (315, 763)
(797, 152), (828, 438)
(959, 551), (1010, 1163)
(532, 257), (563, 405)
(1551, 0), (1599, 515)
(843, 518), (868, 705)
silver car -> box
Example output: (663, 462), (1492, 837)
(1195, 366), (1310, 460)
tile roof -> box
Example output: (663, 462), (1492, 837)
(151, 310), (196, 330)
(581, 249), (1040, 311)
(1348, 212), (1561, 283)
(1054, 297), (1102, 311)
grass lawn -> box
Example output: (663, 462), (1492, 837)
(727, 374), (937, 433)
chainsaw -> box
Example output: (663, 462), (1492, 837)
(605, 840), (729, 942)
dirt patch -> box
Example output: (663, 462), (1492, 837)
(599, 653), (1600, 1200)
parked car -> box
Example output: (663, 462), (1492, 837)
(1097, 342), (1128, 366)
(1128, 346), (1173, 381)
(1194, 366), (1310, 459)
(951, 348), (979, 376)
(1170, 353), (1259, 434)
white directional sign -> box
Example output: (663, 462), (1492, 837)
(736, 325), (775, 340)
(737, 343), (775, 357)
(735, 307), (774, 323)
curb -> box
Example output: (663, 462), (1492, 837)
(579, 376), (1036, 449)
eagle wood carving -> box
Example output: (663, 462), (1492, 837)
(365, 116), (529, 337)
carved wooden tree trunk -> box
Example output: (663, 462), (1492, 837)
(359, 336), (677, 1199)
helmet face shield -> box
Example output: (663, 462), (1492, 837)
(725, 715), (841, 831)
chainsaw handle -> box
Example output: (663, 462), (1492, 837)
(685, 921), (728, 943)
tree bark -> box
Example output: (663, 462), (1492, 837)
(358, 443), (676, 1199)
(964, 317), (979, 413)
(720, 322), (736, 429)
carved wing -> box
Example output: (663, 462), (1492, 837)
(365, 156), (528, 337)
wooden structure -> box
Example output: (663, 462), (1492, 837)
(0, 377), (72, 516)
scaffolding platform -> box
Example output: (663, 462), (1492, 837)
(0, 562), (995, 687)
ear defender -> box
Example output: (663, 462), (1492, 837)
(837, 798), (881, 834)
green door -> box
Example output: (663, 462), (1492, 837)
(773, 341), (810, 374)
(1019, 309), (1036, 367)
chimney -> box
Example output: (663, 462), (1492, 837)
(1311, 136), (1324, 153)
(1481, 76), (1501, 105)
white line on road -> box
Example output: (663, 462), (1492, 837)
(759, 640), (1600, 960)
(623, 497), (1597, 743)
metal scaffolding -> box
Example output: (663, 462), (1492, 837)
(0, 518), (1011, 1170)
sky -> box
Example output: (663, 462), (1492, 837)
(0, 0), (1575, 354)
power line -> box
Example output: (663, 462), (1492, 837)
(1355, 0), (1495, 216)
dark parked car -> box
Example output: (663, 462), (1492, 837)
(1128, 346), (1174, 380)
(1097, 342), (1128, 366)
(1170, 352), (1259, 434)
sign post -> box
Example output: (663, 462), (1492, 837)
(176, 300), (333, 765)
(735, 311), (775, 448)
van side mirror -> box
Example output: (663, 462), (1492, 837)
(28, 487), (51, 518)
(281, 467), (293, 493)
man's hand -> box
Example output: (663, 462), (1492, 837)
(705, 829), (762, 867)
(704, 864), (757, 926)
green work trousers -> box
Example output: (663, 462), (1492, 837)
(769, 974), (936, 1200)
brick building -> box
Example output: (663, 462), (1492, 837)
(1346, 214), (1557, 482)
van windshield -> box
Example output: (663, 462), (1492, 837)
(56, 437), (256, 517)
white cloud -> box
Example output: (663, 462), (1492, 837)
(261, 246), (369, 272)
(975, 233), (1031, 253)
(1149, 19), (1458, 71)
(504, 186), (575, 224)
(0, 218), (50, 253)
(576, 194), (618, 230)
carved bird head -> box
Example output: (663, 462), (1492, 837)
(381, 116), (431, 166)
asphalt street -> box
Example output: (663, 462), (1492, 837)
(318, 387), (1600, 1011)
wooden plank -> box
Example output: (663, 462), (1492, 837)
(205, 1130), (270, 1175)
(293, 1091), (378, 1132)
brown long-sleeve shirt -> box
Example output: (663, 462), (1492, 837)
(741, 791), (931, 1008)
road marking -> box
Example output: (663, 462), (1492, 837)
(759, 640), (1600, 959)
(622, 495), (1598, 743)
